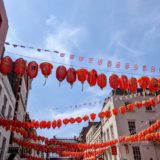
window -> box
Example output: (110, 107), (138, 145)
(133, 146), (141, 160)
(146, 105), (153, 111)
(110, 125), (114, 139)
(125, 102), (131, 106)
(128, 121), (136, 135)
(149, 120), (155, 126)
(0, 137), (6, 159)
(0, 14), (2, 28)
(1, 95), (7, 117)
(7, 105), (12, 119)
(0, 84), (2, 96)
(106, 129), (110, 140)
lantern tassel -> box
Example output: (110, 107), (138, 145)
(59, 81), (61, 87)
(43, 77), (47, 86)
(82, 83), (84, 92)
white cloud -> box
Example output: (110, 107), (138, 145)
(45, 15), (57, 27)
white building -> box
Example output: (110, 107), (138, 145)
(85, 89), (160, 160)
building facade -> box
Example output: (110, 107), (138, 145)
(0, 0), (14, 159)
(83, 90), (160, 160)
(0, 0), (8, 58)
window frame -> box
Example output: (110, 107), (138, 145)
(128, 120), (136, 135)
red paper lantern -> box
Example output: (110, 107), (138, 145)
(66, 68), (76, 87)
(127, 104), (134, 112)
(109, 74), (119, 90)
(149, 78), (159, 93)
(134, 101), (142, 109)
(104, 111), (111, 118)
(57, 119), (62, 128)
(76, 68), (88, 91)
(112, 108), (118, 116)
(90, 113), (96, 121)
(69, 117), (75, 124)
(138, 76), (150, 90)
(87, 69), (97, 87)
(98, 112), (105, 119)
(97, 74), (107, 89)
(52, 120), (57, 129)
(119, 75), (128, 91)
(56, 65), (67, 85)
(119, 106), (126, 114)
(27, 61), (38, 79)
(128, 77), (138, 93)
(83, 115), (89, 121)
(76, 117), (82, 124)
(63, 118), (69, 125)
(40, 62), (53, 78)
(14, 58), (26, 77)
(0, 56), (13, 75)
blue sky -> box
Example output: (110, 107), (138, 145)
(4, 0), (160, 138)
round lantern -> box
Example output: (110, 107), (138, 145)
(97, 74), (107, 89)
(112, 108), (118, 116)
(134, 101), (142, 109)
(90, 113), (96, 121)
(76, 68), (88, 91)
(0, 56), (13, 75)
(57, 119), (62, 128)
(138, 76), (150, 90)
(66, 68), (76, 87)
(56, 65), (67, 86)
(27, 61), (38, 79)
(149, 78), (159, 93)
(127, 104), (134, 112)
(87, 69), (97, 87)
(63, 118), (69, 126)
(119, 75), (128, 91)
(69, 117), (75, 124)
(14, 58), (26, 77)
(75, 117), (82, 124)
(119, 106), (126, 114)
(83, 115), (89, 121)
(52, 120), (57, 129)
(128, 77), (138, 93)
(40, 62), (53, 78)
(40, 62), (53, 85)
(98, 112), (105, 119)
(109, 74), (119, 92)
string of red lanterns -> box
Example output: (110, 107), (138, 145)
(12, 120), (160, 155)
(0, 56), (160, 91)
(23, 154), (44, 160)
(0, 95), (160, 131)
(1, 116), (160, 150)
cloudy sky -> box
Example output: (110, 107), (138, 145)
(4, 0), (160, 138)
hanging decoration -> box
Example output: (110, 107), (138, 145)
(119, 75), (128, 91)
(56, 65), (67, 86)
(97, 73), (107, 89)
(109, 74), (119, 93)
(87, 69), (97, 87)
(27, 61), (38, 79)
(13, 58), (26, 77)
(149, 78), (159, 93)
(76, 68), (88, 91)
(128, 77), (138, 93)
(0, 56), (13, 75)
(66, 68), (77, 88)
(0, 95), (159, 130)
(4, 42), (160, 75)
(0, 57), (160, 92)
